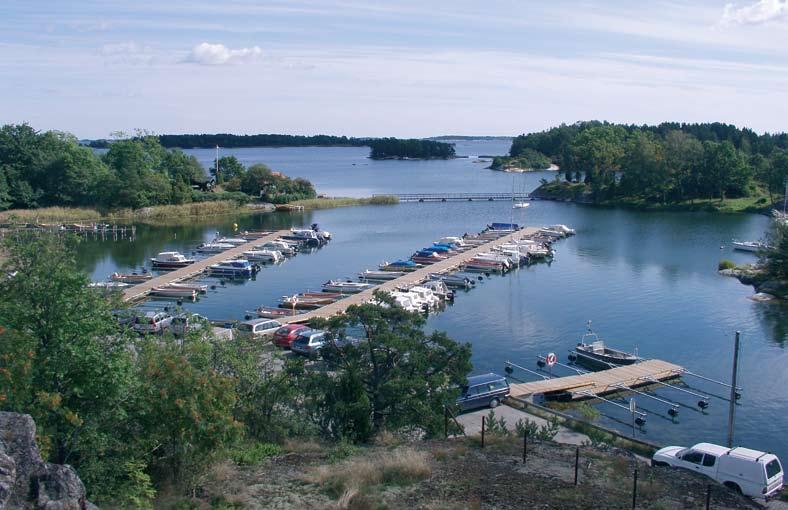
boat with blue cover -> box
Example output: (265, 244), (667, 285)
(379, 260), (421, 272)
(208, 259), (257, 277)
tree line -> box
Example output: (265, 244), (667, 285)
(368, 138), (456, 159)
(512, 121), (788, 204)
(0, 235), (470, 507)
(148, 133), (369, 149)
(211, 155), (316, 204)
(0, 124), (316, 211)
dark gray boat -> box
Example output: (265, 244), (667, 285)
(570, 322), (639, 368)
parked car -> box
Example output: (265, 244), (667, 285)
(112, 309), (136, 328)
(132, 311), (173, 335)
(456, 373), (510, 411)
(235, 318), (282, 340)
(291, 330), (328, 357)
(171, 313), (208, 336)
(652, 442), (783, 499)
(272, 324), (309, 348)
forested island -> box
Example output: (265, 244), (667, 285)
(368, 138), (455, 159)
(519, 121), (788, 211)
(0, 124), (316, 214)
(489, 148), (552, 172)
(88, 133), (369, 149)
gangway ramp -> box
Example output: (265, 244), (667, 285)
(509, 359), (685, 401)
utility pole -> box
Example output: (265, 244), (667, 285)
(726, 331), (740, 448)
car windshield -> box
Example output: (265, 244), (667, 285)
(766, 459), (782, 479)
(238, 324), (253, 332)
(275, 327), (290, 335)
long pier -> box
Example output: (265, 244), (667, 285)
(509, 360), (685, 401)
(283, 226), (541, 323)
(378, 192), (531, 203)
(121, 230), (291, 302)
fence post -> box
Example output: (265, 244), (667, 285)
(632, 468), (638, 509)
(522, 429), (528, 465)
(706, 484), (711, 510)
(444, 406), (448, 438)
(574, 447), (579, 485)
(481, 416), (486, 448)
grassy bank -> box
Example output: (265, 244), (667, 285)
(0, 200), (257, 224)
(290, 195), (399, 209)
(533, 181), (774, 214)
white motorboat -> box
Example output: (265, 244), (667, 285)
(513, 202), (530, 209)
(732, 241), (770, 252)
(150, 251), (195, 269)
(214, 237), (248, 245)
(359, 270), (406, 281)
(88, 281), (130, 289)
(110, 272), (152, 284)
(209, 259), (256, 277)
(404, 286), (441, 309)
(419, 280), (454, 301)
(549, 224), (576, 235)
(437, 236), (466, 247)
(149, 286), (198, 300)
(322, 280), (374, 293)
(196, 242), (234, 253)
(242, 249), (283, 263)
(165, 282), (209, 293)
(256, 240), (297, 256)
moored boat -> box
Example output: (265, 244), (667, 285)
(732, 240), (770, 252)
(88, 281), (130, 289)
(242, 249), (284, 263)
(214, 237), (248, 245)
(149, 286), (198, 300)
(196, 242), (234, 253)
(359, 270), (406, 281)
(322, 280), (374, 293)
(256, 306), (295, 319)
(208, 259), (256, 277)
(150, 251), (195, 270)
(110, 272), (153, 284)
(165, 282), (209, 293)
(379, 260), (420, 272)
(569, 322), (639, 369)
(428, 272), (475, 289)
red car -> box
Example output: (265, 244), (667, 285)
(272, 324), (309, 348)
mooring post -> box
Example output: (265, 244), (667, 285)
(706, 484), (711, 510)
(632, 468), (638, 509)
(574, 447), (579, 485)
(481, 416), (485, 448)
(727, 331), (741, 448)
(523, 429), (528, 465)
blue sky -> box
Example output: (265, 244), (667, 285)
(1, 0), (787, 138)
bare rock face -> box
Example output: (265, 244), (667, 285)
(0, 412), (96, 510)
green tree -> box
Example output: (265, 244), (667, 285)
(701, 141), (752, 200)
(664, 130), (703, 202)
(305, 295), (472, 442)
(767, 150), (788, 206)
(571, 126), (625, 193)
(0, 235), (148, 505)
(213, 155), (246, 184)
(763, 222), (787, 280)
(620, 131), (668, 202)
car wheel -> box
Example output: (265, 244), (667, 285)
(723, 482), (742, 495)
(651, 460), (668, 467)
(489, 398), (499, 409)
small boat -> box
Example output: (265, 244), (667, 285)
(279, 294), (338, 309)
(570, 322), (639, 369)
(359, 270), (406, 281)
(379, 260), (420, 272)
(513, 202), (530, 209)
(165, 282), (209, 293)
(256, 306), (295, 319)
(428, 272), (474, 289)
(149, 286), (198, 300)
(732, 240), (770, 252)
(549, 224), (576, 236)
(88, 281), (130, 289)
(411, 251), (446, 265)
(214, 237), (248, 246)
(242, 249), (284, 263)
(110, 272), (153, 284)
(416, 280), (453, 301)
(282, 229), (324, 247)
(257, 241), (297, 256)
(239, 230), (273, 240)
(150, 251), (195, 270)
(322, 280), (374, 293)
(487, 222), (520, 232)
(196, 242), (234, 253)
(208, 259), (256, 277)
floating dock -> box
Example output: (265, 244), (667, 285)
(509, 359), (685, 401)
(121, 230), (291, 302)
(283, 226), (542, 323)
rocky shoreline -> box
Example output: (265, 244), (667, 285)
(719, 264), (788, 302)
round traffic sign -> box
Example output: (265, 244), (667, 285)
(546, 352), (557, 366)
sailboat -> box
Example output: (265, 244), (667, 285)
(512, 174), (530, 209)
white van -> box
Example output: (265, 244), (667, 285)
(652, 442), (783, 499)
(234, 318), (282, 340)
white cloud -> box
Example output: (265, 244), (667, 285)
(184, 42), (262, 65)
(721, 0), (788, 25)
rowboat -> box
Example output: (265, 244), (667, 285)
(322, 280), (374, 293)
(110, 272), (153, 284)
(256, 306), (295, 319)
(149, 286), (198, 300)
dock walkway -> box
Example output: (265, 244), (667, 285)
(122, 230), (291, 302)
(509, 359), (685, 400)
(284, 227), (541, 323)
(378, 192), (531, 203)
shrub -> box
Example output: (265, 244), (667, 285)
(718, 259), (737, 270)
(229, 442), (281, 466)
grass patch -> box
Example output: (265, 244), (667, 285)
(718, 259), (737, 270)
(290, 195), (399, 209)
(310, 448), (431, 498)
(228, 441), (281, 466)
(0, 200), (259, 225)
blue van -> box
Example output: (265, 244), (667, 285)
(456, 373), (510, 411)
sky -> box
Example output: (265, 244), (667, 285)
(1, 0), (787, 138)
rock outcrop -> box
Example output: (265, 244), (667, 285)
(0, 412), (96, 510)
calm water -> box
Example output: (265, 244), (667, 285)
(79, 140), (787, 459)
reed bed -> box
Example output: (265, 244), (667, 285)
(292, 195), (399, 209)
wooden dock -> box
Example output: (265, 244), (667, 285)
(377, 192), (532, 203)
(509, 359), (685, 401)
(283, 227), (542, 323)
(121, 230), (292, 302)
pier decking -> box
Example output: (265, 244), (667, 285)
(509, 359), (685, 401)
(121, 230), (291, 302)
(377, 192), (532, 203)
(283, 227), (541, 323)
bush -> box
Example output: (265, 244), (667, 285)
(718, 259), (737, 270)
(229, 442), (281, 466)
